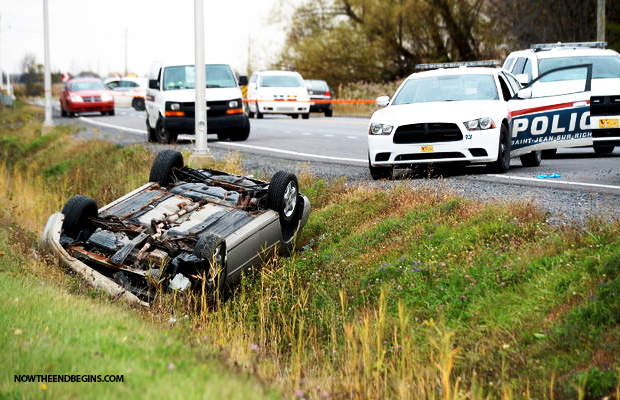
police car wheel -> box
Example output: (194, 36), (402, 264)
(489, 124), (510, 173)
(520, 150), (542, 167)
(594, 145), (614, 155)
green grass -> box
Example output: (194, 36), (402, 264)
(0, 226), (276, 399)
(2, 102), (620, 398)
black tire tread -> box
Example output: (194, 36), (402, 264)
(61, 195), (98, 239)
(149, 150), (184, 187)
(267, 171), (298, 223)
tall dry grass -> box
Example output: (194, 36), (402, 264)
(334, 80), (401, 116)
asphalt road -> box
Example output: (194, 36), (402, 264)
(53, 106), (620, 224)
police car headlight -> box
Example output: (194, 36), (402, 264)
(228, 100), (240, 108)
(369, 123), (393, 135)
(170, 103), (181, 111)
(464, 117), (496, 131)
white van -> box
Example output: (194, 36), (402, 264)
(145, 62), (250, 143)
(246, 70), (311, 119)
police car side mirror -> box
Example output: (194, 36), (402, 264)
(517, 88), (532, 99)
(238, 75), (248, 86)
(515, 74), (530, 87)
(149, 79), (159, 90)
(376, 96), (390, 107)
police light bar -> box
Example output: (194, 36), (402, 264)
(531, 42), (607, 51)
(415, 60), (500, 70)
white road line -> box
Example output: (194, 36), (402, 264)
(78, 118), (367, 164)
(346, 136), (358, 140)
(488, 174), (620, 191)
(216, 142), (367, 164)
(324, 134), (334, 137)
(302, 132), (313, 136)
(79, 117), (146, 136)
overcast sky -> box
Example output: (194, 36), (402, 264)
(0, 0), (301, 77)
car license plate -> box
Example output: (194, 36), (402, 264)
(421, 146), (433, 152)
(599, 119), (619, 129)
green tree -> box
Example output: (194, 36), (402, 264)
(19, 53), (43, 96)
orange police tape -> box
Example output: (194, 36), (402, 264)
(241, 99), (377, 104)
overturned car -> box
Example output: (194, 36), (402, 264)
(41, 150), (311, 306)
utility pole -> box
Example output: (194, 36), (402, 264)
(43, 0), (54, 130)
(597, 0), (605, 42)
(189, 0), (212, 168)
(124, 28), (128, 76)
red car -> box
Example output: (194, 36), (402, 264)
(60, 78), (115, 117)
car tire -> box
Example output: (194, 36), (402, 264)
(69, 111), (76, 118)
(217, 132), (229, 141)
(520, 150), (542, 167)
(193, 232), (227, 297)
(291, 114), (299, 119)
(155, 118), (176, 144)
(368, 154), (393, 180)
(146, 118), (157, 143)
(489, 124), (511, 173)
(267, 171), (299, 224)
(61, 195), (98, 240)
(248, 109), (255, 118)
(228, 122), (250, 142)
(594, 145), (614, 155)
(256, 104), (263, 119)
(100, 111), (107, 116)
(131, 98), (145, 111)
(149, 150), (184, 187)
(542, 149), (557, 159)
(325, 109), (333, 117)
(302, 113), (310, 120)
(61, 107), (67, 117)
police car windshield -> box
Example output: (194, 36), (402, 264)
(539, 56), (620, 79)
(391, 74), (499, 105)
(163, 65), (237, 90)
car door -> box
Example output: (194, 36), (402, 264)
(508, 64), (593, 157)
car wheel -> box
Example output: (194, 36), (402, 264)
(248, 109), (255, 118)
(100, 111), (107, 116)
(155, 118), (175, 144)
(108, 110), (115, 116)
(149, 150), (184, 187)
(302, 113), (310, 120)
(61, 107), (67, 117)
(291, 114), (299, 119)
(325, 108), (333, 117)
(228, 122), (250, 142)
(594, 145), (615, 155)
(132, 98), (145, 111)
(542, 149), (557, 159)
(217, 132), (229, 141)
(489, 124), (510, 173)
(256, 104), (263, 119)
(61, 195), (98, 240)
(520, 150), (542, 167)
(267, 171), (299, 224)
(69, 111), (76, 118)
(193, 232), (227, 297)
(146, 118), (157, 142)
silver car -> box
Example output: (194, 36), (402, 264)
(41, 150), (310, 306)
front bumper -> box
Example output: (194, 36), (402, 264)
(67, 101), (114, 113)
(368, 127), (501, 167)
(257, 101), (310, 114)
(164, 113), (249, 134)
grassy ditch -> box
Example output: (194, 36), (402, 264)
(1, 103), (620, 399)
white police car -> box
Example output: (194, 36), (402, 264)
(504, 42), (620, 154)
(368, 61), (596, 179)
(368, 62), (527, 179)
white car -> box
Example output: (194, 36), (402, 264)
(246, 70), (311, 119)
(104, 77), (147, 111)
(368, 61), (596, 179)
(504, 42), (620, 154)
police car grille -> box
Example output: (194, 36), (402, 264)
(393, 123), (463, 144)
(82, 96), (101, 102)
(395, 152), (466, 161)
(590, 96), (620, 116)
